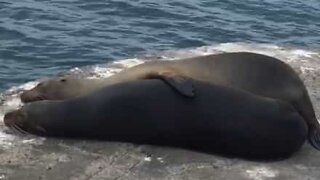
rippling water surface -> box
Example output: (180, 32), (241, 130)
(0, 0), (320, 90)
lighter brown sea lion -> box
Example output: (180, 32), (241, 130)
(19, 52), (320, 150)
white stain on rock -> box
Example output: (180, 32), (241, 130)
(144, 156), (152, 162)
(246, 166), (278, 180)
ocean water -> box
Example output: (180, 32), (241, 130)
(0, 1), (320, 145)
(1, 0), (320, 90)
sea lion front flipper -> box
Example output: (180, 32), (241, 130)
(144, 72), (195, 97)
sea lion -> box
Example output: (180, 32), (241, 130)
(5, 79), (307, 159)
(20, 52), (320, 150)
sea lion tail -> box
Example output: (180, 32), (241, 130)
(309, 126), (320, 150)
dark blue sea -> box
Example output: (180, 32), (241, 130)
(0, 0), (320, 91)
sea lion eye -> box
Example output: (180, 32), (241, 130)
(60, 78), (67, 82)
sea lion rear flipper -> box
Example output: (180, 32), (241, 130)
(144, 72), (195, 97)
(294, 92), (320, 151)
(309, 127), (320, 150)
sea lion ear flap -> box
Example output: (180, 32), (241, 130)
(144, 71), (195, 97)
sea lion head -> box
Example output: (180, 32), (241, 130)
(20, 76), (83, 103)
(4, 103), (48, 135)
(4, 100), (67, 136)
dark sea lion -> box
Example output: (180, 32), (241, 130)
(20, 52), (320, 150)
(5, 79), (307, 159)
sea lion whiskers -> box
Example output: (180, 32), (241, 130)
(12, 124), (28, 135)
(35, 94), (46, 101)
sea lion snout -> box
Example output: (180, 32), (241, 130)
(4, 108), (46, 134)
(4, 109), (27, 128)
(21, 90), (45, 103)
